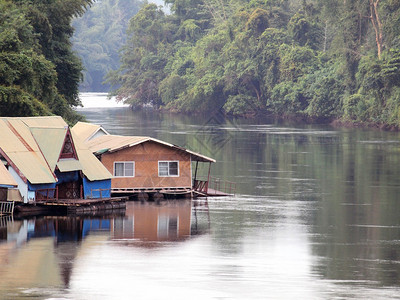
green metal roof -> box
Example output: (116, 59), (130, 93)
(31, 127), (67, 171)
(0, 116), (111, 185)
(57, 159), (82, 172)
(71, 130), (112, 181)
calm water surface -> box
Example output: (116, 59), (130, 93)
(1, 94), (400, 299)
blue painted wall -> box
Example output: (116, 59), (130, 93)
(28, 182), (57, 191)
(55, 170), (79, 184)
(83, 177), (111, 198)
(28, 182), (57, 200)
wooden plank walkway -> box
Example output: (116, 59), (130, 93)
(205, 188), (233, 197)
(112, 187), (192, 194)
(193, 188), (233, 197)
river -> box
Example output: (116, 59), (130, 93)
(1, 93), (400, 299)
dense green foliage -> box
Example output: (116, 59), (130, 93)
(109, 0), (400, 128)
(0, 0), (92, 123)
(72, 0), (141, 92)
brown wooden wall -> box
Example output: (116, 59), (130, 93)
(100, 141), (192, 189)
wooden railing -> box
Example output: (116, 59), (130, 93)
(193, 179), (209, 194)
(35, 188), (58, 202)
(89, 188), (111, 199)
(193, 177), (236, 195)
(0, 201), (14, 215)
(208, 177), (236, 195)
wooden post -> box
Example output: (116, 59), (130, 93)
(206, 162), (211, 194)
(193, 161), (199, 188)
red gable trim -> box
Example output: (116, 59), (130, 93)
(5, 121), (34, 152)
(58, 129), (78, 161)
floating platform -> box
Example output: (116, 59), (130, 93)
(15, 196), (128, 216)
(193, 188), (233, 197)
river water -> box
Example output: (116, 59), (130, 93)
(1, 94), (400, 299)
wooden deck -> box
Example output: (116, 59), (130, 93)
(111, 187), (192, 194)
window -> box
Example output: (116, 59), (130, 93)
(114, 162), (135, 177)
(158, 161), (179, 177)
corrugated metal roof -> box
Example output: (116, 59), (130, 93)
(57, 159), (82, 172)
(86, 135), (148, 153)
(71, 122), (109, 142)
(71, 130), (112, 181)
(0, 116), (112, 184)
(0, 119), (56, 184)
(85, 135), (216, 163)
(0, 163), (17, 187)
(20, 116), (68, 128)
(6, 151), (56, 184)
(31, 127), (67, 171)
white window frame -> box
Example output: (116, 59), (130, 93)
(113, 161), (135, 177)
(158, 161), (179, 177)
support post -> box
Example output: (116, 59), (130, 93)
(206, 162), (211, 194)
(193, 161), (199, 188)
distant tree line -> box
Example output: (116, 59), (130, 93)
(0, 0), (93, 124)
(72, 0), (141, 92)
(108, 0), (400, 128)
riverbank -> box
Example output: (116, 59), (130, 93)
(77, 92), (400, 131)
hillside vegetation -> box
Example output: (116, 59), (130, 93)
(72, 0), (141, 92)
(109, 0), (400, 128)
(0, 0), (93, 123)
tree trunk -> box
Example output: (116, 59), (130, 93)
(369, 0), (383, 59)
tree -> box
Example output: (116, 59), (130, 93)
(72, 0), (141, 91)
(0, 0), (93, 123)
(109, 0), (400, 128)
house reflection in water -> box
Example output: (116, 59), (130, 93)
(0, 200), (210, 295)
(111, 200), (209, 245)
(0, 214), (117, 290)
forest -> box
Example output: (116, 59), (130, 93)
(0, 0), (93, 124)
(108, 0), (400, 128)
(72, 0), (141, 92)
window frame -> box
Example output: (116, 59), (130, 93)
(158, 161), (179, 177)
(113, 161), (135, 177)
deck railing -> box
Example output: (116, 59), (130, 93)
(193, 176), (236, 195)
(89, 188), (111, 199)
(193, 179), (209, 194)
(35, 188), (58, 202)
(0, 201), (14, 215)
(208, 177), (236, 195)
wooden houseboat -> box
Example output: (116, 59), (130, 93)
(72, 122), (216, 198)
(0, 116), (113, 205)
